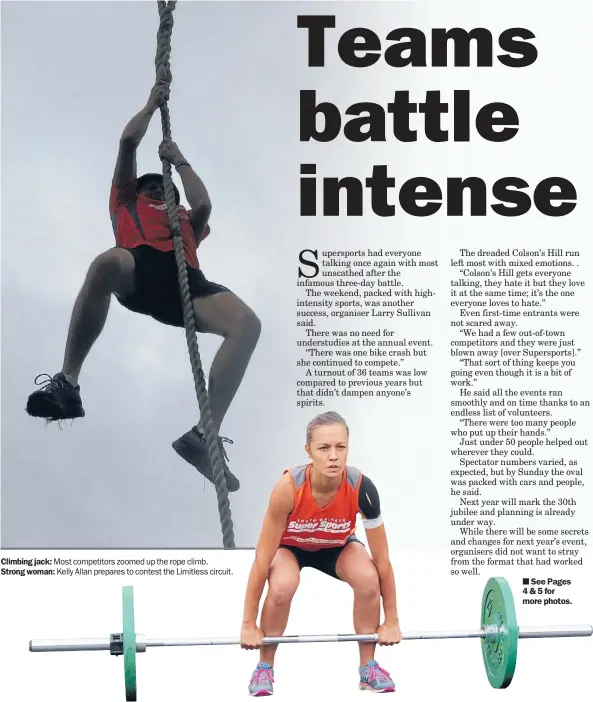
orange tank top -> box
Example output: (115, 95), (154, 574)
(279, 464), (362, 552)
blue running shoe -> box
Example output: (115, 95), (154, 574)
(359, 660), (395, 693)
(248, 662), (274, 696)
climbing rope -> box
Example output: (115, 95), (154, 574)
(153, 1), (235, 548)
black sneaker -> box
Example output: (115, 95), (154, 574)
(26, 373), (85, 421)
(172, 427), (240, 492)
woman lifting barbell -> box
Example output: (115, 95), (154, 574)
(240, 411), (402, 695)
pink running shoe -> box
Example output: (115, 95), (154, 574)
(248, 662), (274, 696)
(359, 660), (395, 693)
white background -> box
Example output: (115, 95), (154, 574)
(1, 548), (591, 700)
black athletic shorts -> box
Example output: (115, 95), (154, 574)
(279, 534), (363, 580)
(117, 245), (230, 328)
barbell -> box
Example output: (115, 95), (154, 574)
(29, 577), (592, 700)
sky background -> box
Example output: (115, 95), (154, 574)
(2, 0), (592, 552)
(2, 0), (316, 547)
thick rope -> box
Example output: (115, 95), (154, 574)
(154, 1), (235, 548)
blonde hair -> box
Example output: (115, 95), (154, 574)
(306, 411), (349, 444)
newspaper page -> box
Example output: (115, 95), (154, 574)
(1, 1), (591, 700)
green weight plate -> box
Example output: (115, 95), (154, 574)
(122, 586), (137, 701)
(480, 577), (518, 688)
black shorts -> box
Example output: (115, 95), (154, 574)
(117, 245), (230, 328)
(279, 535), (363, 580)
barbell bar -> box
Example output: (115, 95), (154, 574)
(29, 624), (593, 652)
(29, 578), (592, 701)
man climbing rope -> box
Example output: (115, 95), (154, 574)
(26, 78), (261, 493)
(240, 412), (402, 695)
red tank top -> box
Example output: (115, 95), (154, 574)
(109, 181), (210, 270)
(279, 464), (362, 552)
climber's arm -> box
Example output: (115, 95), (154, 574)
(113, 80), (170, 188)
(158, 141), (212, 231)
(177, 165), (212, 233)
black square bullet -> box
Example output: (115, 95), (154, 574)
(522, 578), (529, 585)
